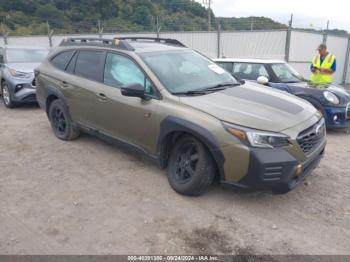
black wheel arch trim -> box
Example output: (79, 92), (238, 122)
(157, 116), (225, 180)
(44, 85), (69, 115)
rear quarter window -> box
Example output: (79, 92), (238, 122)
(50, 51), (75, 71)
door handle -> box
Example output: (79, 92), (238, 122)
(96, 93), (108, 102)
(62, 81), (69, 88)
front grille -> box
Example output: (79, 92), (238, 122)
(346, 102), (350, 119)
(297, 118), (326, 156)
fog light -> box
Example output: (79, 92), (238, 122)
(15, 84), (23, 93)
(295, 164), (303, 177)
(333, 115), (338, 122)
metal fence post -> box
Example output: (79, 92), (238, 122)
(217, 23), (221, 58)
(284, 14), (293, 62)
(2, 32), (8, 45)
(342, 36), (350, 84)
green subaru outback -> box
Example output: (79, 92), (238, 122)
(35, 37), (326, 196)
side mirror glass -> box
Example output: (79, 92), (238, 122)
(121, 83), (145, 98)
(257, 76), (269, 85)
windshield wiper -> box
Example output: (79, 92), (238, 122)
(201, 82), (241, 91)
(172, 82), (240, 96)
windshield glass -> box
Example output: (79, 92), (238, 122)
(140, 50), (238, 93)
(6, 49), (48, 63)
(271, 63), (303, 83)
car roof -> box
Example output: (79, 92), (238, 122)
(130, 41), (188, 53)
(0, 45), (48, 50)
(214, 58), (286, 64)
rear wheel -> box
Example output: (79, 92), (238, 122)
(167, 135), (215, 196)
(1, 82), (16, 108)
(48, 99), (80, 141)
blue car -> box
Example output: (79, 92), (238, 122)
(215, 58), (350, 129)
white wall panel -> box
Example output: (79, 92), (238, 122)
(6, 36), (50, 48)
(160, 31), (218, 58)
(221, 31), (286, 59)
(327, 35), (348, 84)
(289, 31), (323, 62)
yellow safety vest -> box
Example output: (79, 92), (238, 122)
(310, 53), (335, 85)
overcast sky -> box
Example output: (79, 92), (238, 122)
(195, 0), (349, 31)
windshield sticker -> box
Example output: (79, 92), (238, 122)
(208, 64), (226, 75)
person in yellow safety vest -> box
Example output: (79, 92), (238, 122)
(310, 43), (336, 85)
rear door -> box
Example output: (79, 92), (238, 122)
(64, 50), (106, 128)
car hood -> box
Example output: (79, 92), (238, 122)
(180, 82), (317, 132)
(289, 81), (350, 98)
(5, 63), (40, 73)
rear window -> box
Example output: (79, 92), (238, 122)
(74, 50), (105, 82)
(51, 51), (75, 71)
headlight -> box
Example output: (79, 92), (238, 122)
(223, 122), (290, 148)
(323, 91), (339, 105)
(8, 68), (32, 79)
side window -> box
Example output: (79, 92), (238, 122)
(217, 62), (233, 73)
(50, 51), (75, 71)
(104, 52), (155, 95)
(233, 63), (269, 81)
(75, 50), (105, 82)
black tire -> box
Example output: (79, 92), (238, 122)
(1, 82), (16, 108)
(48, 99), (80, 141)
(167, 135), (215, 196)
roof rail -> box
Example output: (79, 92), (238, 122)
(115, 37), (186, 47)
(59, 37), (135, 51)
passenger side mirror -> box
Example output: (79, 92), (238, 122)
(121, 83), (145, 99)
(257, 76), (269, 85)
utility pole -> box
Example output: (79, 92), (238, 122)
(250, 17), (254, 31)
(203, 0), (212, 31)
(323, 20), (329, 44)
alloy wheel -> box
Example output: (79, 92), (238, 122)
(51, 107), (67, 135)
(174, 142), (199, 184)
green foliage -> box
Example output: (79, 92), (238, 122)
(0, 0), (291, 36)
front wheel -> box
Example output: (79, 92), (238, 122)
(167, 135), (215, 196)
(1, 82), (16, 108)
(48, 99), (80, 141)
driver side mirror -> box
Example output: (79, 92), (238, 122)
(257, 76), (269, 85)
(121, 83), (145, 99)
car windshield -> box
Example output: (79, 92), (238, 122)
(271, 63), (303, 83)
(140, 50), (238, 94)
(6, 48), (48, 63)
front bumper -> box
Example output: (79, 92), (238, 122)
(6, 79), (37, 103)
(324, 106), (350, 129)
(222, 139), (326, 192)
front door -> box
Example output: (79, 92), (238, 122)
(93, 52), (159, 154)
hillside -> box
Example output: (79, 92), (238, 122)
(0, 0), (288, 35)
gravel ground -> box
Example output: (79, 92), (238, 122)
(0, 102), (349, 255)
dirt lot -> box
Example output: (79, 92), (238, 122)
(0, 102), (349, 255)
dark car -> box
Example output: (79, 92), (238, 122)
(0, 45), (49, 108)
(215, 58), (350, 129)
